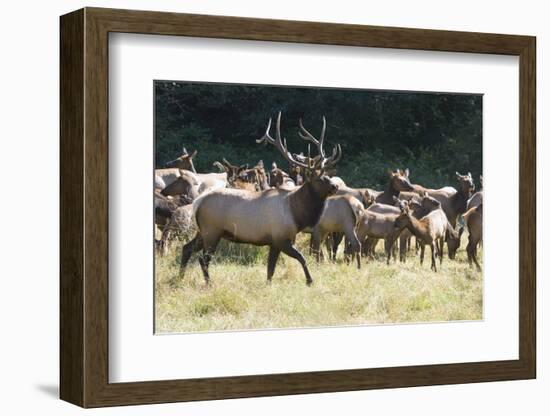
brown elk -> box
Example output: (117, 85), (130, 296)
(467, 175), (483, 210)
(310, 195), (364, 268)
(427, 172), (475, 227)
(179, 112), (342, 285)
(155, 147), (198, 187)
(336, 187), (372, 208)
(268, 163), (296, 189)
(213, 158), (248, 183)
(357, 197), (410, 259)
(164, 147), (197, 172)
(464, 203), (483, 271)
(356, 206), (406, 265)
(375, 169), (415, 205)
(397, 194), (443, 262)
(157, 148), (227, 191)
(160, 170), (200, 204)
(237, 160), (270, 191)
(393, 205), (459, 272)
(154, 191), (179, 227)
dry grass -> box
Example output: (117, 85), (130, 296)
(155, 233), (483, 333)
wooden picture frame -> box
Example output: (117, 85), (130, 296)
(60, 7), (536, 408)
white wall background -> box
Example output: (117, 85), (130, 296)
(0, 0), (545, 414)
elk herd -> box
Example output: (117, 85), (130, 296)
(154, 112), (483, 286)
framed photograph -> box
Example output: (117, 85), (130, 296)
(60, 7), (536, 408)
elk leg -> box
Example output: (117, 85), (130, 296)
(384, 238), (392, 265)
(323, 234), (332, 260)
(198, 253), (212, 284)
(365, 237), (377, 259)
(280, 240), (313, 286)
(198, 236), (220, 285)
(311, 228), (326, 263)
(399, 233), (407, 262)
(267, 246), (281, 282)
(439, 238), (444, 265)
(349, 233), (361, 269)
(472, 242), (481, 272)
(333, 232), (345, 261)
(467, 237), (477, 269)
(420, 243), (425, 265)
(179, 234), (203, 277)
(430, 242), (437, 272)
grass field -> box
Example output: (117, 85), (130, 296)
(155, 233), (483, 334)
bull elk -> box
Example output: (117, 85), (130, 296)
(179, 112), (342, 285)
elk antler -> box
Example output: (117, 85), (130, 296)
(256, 112), (310, 169)
(299, 117), (326, 159)
(298, 116), (342, 173)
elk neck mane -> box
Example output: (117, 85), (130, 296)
(288, 181), (326, 231)
(449, 186), (470, 217)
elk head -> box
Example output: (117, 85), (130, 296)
(394, 205), (412, 230)
(165, 147), (197, 173)
(392, 196), (410, 211)
(257, 112), (341, 197)
(234, 161), (267, 191)
(420, 194), (441, 211)
(388, 169), (414, 192)
(214, 158), (248, 185)
(455, 171), (475, 196)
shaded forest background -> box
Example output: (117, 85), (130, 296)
(154, 81), (482, 189)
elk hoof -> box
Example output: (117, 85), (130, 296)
(306, 279), (313, 287)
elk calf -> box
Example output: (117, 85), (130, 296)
(394, 206), (454, 272)
(356, 209), (403, 265)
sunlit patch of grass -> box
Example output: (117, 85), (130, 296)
(155, 233), (482, 333)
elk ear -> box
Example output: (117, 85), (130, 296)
(455, 171), (462, 179)
(404, 168), (410, 178)
(272, 162), (277, 170)
(468, 172), (472, 179)
(388, 168), (395, 177)
(256, 160), (264, 169)
(189, 150), (197, 159)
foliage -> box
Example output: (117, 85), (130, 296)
(155, 81), (482, 189)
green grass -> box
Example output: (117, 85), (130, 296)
(155, 233), (483, 333)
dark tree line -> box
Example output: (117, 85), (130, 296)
(155, 81), (482, 190)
